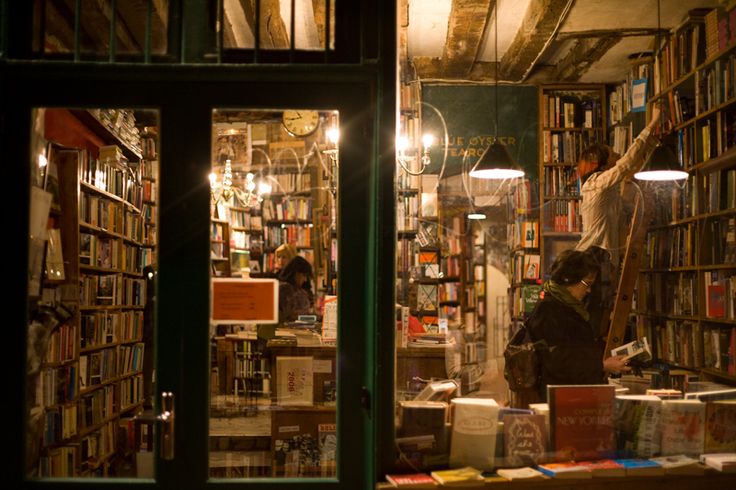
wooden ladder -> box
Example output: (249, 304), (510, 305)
(603, 189), (655, 358)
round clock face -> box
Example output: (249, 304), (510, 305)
(282, 110), (320, 137)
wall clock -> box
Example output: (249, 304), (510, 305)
(282, 110), (320, 137)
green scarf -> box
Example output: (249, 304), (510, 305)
(543, 280), (589, 322)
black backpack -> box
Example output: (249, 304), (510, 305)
(503, 324), (548, 392)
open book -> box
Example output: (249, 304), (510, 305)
(611, 337), (651, 363)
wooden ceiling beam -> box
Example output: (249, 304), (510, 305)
(555, 28), (664, 40)
(259, 0), (290, 48)
(412, 56), (444, 79)
(499, 0), (571, 82)
(76, 0), (140, 53)
(116, 0), (169, 53)
(440, 0), (494, 78)
(312, 0), (330, 49)
(553, 35), (622, 82)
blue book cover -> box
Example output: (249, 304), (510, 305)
(613, 458), (664, 476)
(631, 78), (647, 112)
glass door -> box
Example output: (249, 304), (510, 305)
(207, 108), (340, 479)
(23, 106), (161, 479)
(12, 79), (378, 490)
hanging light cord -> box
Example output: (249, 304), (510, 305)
(494, 5), (499, 139)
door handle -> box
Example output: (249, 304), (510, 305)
(158, 391), (175, 460)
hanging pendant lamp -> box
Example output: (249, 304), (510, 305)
(634, 141), (688, 180)
(470, 2), (524, 180)
(634, 0), (688, 182)
(469, 139), (523, 178)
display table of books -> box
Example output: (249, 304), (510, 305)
(378, 472), (736, 489)
(385, 383), (736, 488)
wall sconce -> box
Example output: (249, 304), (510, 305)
(397, 133), (434, 176)
(323, 127), (340, 164)
(209, 159), (264, 207)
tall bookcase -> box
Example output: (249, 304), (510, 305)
(261, 168), (315, 272)
(507, 178), (541, 331)
(210, 218), (231, 277)
(538, 84), (606, 276)
(634, 8), (736, 386)
(34, 109), (153, 476)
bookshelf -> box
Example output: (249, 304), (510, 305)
(396, 81), (445, 334)
(538, 84), (607, 277)
(210, 218), (231, 277)
(33, 109), (153, 477)
(139, 127), (158, 270)
(635, 8), (736, 386)
(227, 204), (262, 277)
(438, 197), (464, 328)
(507, 178), (541, 331)
(261, 175), (315, 272)
(608, 54), (652, 157)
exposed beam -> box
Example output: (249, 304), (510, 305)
(75, 0), (141, 53)
(258, 0), (289, 48)
(412, 56), (444, 79)
(312, 0), (330, 49)
(43, 1), (75, 52)
(222, 0), (254, 48)
(440, 0), (494, 78)
(399, 0), (411, 80)
(499, 0), (571, 82)
(116, 0), (169, 53)
(555, 28), (665, 40)
(553, 35), (622, 82)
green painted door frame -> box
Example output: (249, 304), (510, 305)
(3, 1), (398, 487)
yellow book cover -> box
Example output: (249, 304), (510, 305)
(430, 466), (484, 486)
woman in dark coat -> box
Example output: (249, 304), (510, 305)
(277, 256), (314, 323)
(527, 249), (629, 401)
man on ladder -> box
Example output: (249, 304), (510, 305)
(574, 107), (661, 358)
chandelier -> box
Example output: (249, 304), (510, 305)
(209, 159), (268, 207)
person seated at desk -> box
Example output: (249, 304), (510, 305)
(274, 242), (297, 275)
(278, 256), (314, 324)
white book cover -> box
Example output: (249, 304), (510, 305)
(614, 395), (661, 458)
(660, 399), (705, 457)
(649, 454), (705, 475)
(699, 452), (736, 473)
(449, 397), (499, 470)
(611, 337), (651, 363)
(276, 356), (313, 406)
(496, 466), (545, 480)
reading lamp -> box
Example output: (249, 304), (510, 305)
(469, 3), (524, 179)
(634, 0), (688, 182)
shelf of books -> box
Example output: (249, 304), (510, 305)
(608, 53), (652, 156)
(634, 6), (736, 386)
(31, 108), (153, 477)
(225, 204), (263, 277)
(538, 84), (606, 276)
(396, 80), (426, 318)
(210, 218), (231, 277)
(261, 169), (315, 272)
(507, 178), (541, 332)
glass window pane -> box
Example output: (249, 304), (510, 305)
(34, 0), (169, 57)
(25, 107), (159, 478)
(221, 0), (334, 50)
(208, 109), (339, 479)
(395, 90), (519, 471)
